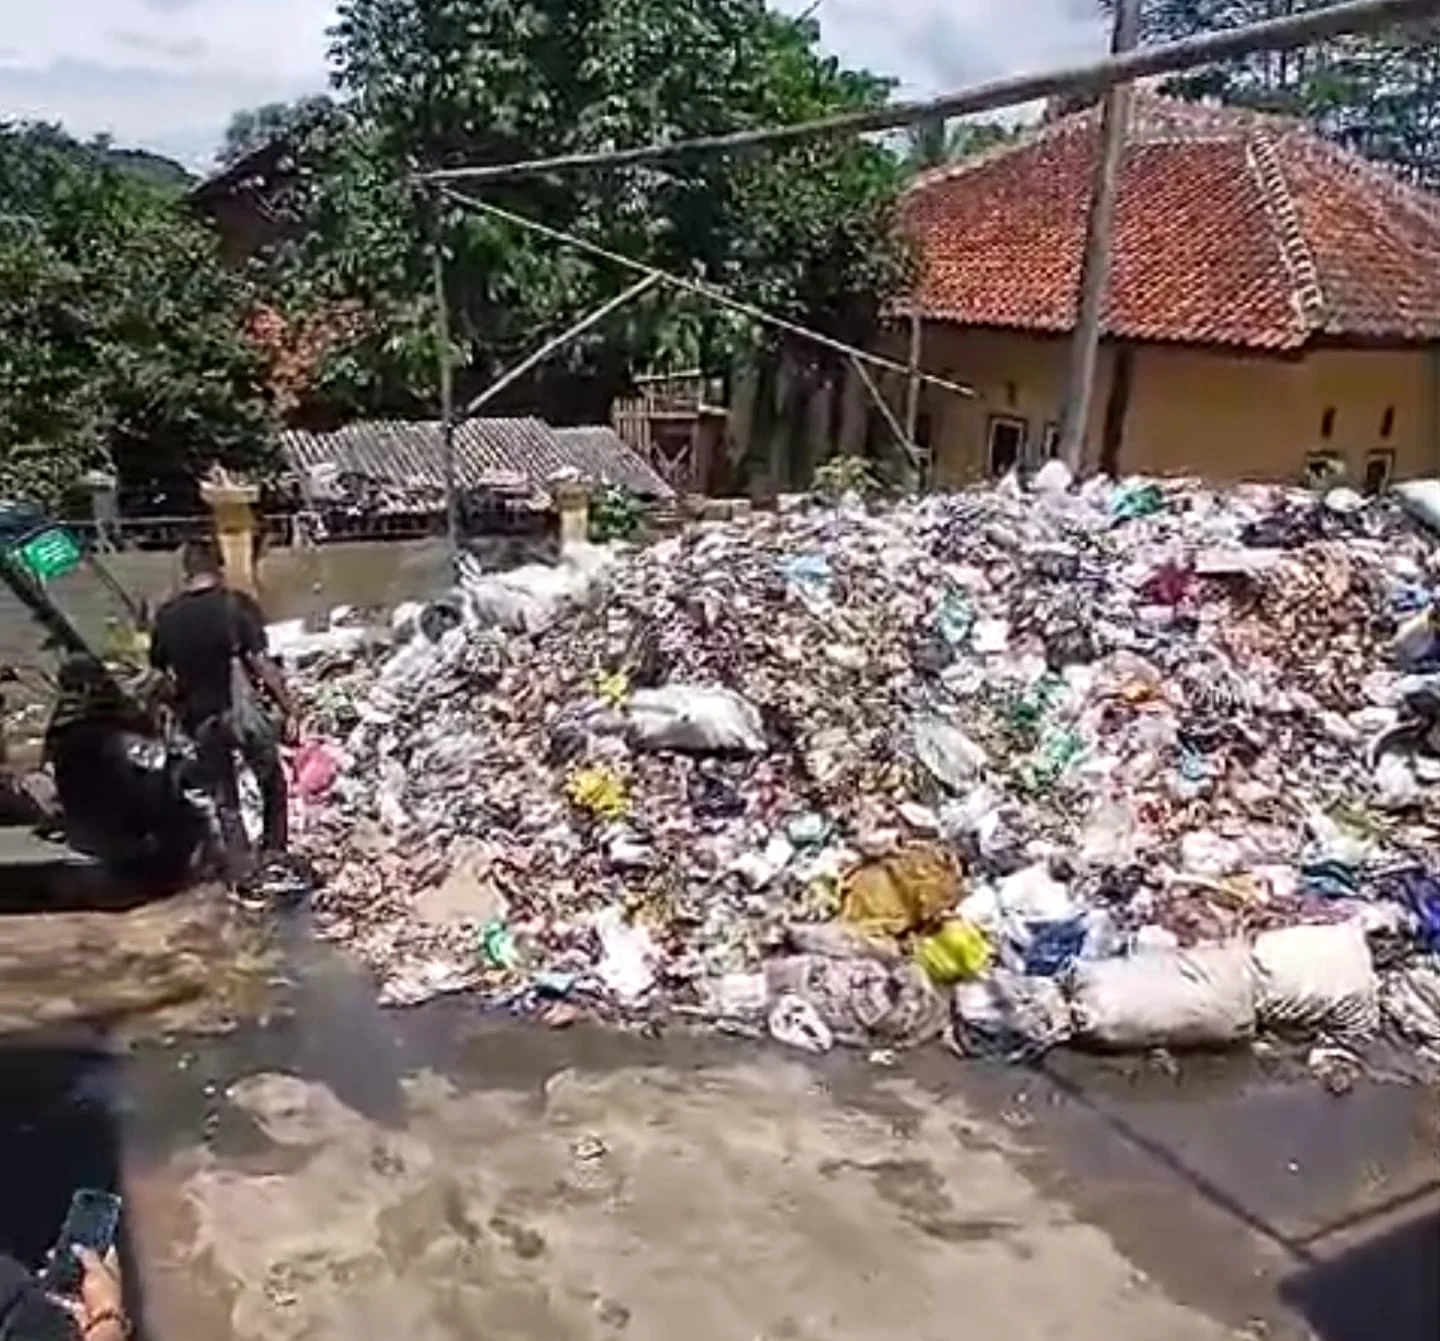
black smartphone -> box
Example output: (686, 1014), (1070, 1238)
(42, 1189), (122, 1295)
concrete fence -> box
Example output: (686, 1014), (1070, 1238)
(0, 538), (453, 673)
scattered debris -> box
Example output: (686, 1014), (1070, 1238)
(285, 475), (1440, 1071)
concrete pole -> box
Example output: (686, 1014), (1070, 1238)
(200, 476), (260, 596)
(1057, 0), (1141, 475)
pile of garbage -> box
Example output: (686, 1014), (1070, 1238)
(282, 471), (1440, 1067)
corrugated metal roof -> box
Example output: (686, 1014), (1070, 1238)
(278, 417), (673, 501)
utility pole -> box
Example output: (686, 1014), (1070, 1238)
(1057, 0), (1142, 474)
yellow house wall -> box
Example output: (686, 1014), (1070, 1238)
(1125, 343), (1439, 482)
(909, 325), (1114, 485)
(913, 323), (1439, 484)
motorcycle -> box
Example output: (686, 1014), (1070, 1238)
(0, 500), (211, 891)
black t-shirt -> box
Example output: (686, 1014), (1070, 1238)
(150, 585), (266, 728)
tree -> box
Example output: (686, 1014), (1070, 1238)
(1110, 0), (1440, 188)
(255, 0), (911, 437)
(219, 95), (335, 167)
(0, 125), (273, 511)
(902, 116), (1023, 173)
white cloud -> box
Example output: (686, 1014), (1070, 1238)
(1, 0), (1107, 168)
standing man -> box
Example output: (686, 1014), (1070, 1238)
(150, 537), (293, 886)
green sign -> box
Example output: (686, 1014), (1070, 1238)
(13, 526), (82, 582)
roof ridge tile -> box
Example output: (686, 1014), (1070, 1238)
(1246, 128), (1327, 337)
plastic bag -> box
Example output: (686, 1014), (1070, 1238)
(293, 740), (340, 801)
(459, 546), (614, 634)
(1394, 478), (1440, 535)
(913, 716), (988, 792)
(1070, 944), (1256, 1050)
(840, 844), (960, 939)
(593, 906), (657, 1005)
(1032, 459), (1073, 495)
(952, 970), (1072, 1059)
(628, 686), (766, 754)
(1252, 922), (1378, 1039)
(915, 919), (991, 985)
(1381, 961), (1440, 1055)
(765, 955), (947, 1049)
(768, 994), (834, 1053)
(565, 765), (630, 820)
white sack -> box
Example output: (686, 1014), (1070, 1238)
(1394, 479), (1440, 535)
(1252, 922), (1378, 1039)
(458, 544), (616, 634)
(629, 686), (766, 754)
(1070, 944), (1256, 1050)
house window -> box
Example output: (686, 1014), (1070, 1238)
(1381, 406), (1396, 440)
(1321, 407), (1337, 439)
(1041, 422), (1061, 460)
(987, 415), (1027, 477)
(1363, 449), (1395, 494)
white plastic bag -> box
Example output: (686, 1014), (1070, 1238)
(1070, 944), (1256, 1050)
(458, 544), (616, 634)
(913, 716), (988, 791)
(628, 686), (766, 754)
(1394, 478), (1440, 534)
(1252, 922), (1378, 1039)
(768, 994), (834, 1053)
(593, 906), (658, 1005)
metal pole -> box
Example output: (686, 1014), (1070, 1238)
(419, 0), (1440, 184)
(432, 237), (458, 564)
(1058, 0), (1141, 474)
(440, 188), (975, 401)
(461, 275), (660, 416)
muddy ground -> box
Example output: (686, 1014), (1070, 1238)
(0, 894), (1436, 1341)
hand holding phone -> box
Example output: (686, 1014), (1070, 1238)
(42, 1189), (122, 1296)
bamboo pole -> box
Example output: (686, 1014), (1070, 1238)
(439, 188), (976, 401)
(461, 274), (659, 416)
(419, 0), (1440, 185)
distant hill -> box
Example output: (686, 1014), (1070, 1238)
(91, 143), (195, 194)
(2, 124), (197, 193)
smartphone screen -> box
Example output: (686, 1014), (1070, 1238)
(43, 1189), (122, 1295)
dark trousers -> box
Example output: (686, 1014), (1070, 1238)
(192, 714), (288, 880)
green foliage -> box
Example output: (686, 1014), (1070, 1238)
(588, 485), (644, 542)
(219, 96), (336, 168)
(813, 453), (880, 499)
(1111, 0), (1440, 188)
(256, 0), (911, 418)
(0, 124), (273, 509)
(902, 116), (1023, 173)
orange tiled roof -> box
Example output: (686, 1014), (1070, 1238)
(901, 97), (1440, 351)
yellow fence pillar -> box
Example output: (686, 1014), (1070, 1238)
(554, 481), (592, 551)
(199, 477), (260, 595)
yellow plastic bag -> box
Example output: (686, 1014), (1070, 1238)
(595, 669), (631, 708)
(915, 919), (992, 985)
(840, 844), (959, 939)
(565, 765), (630, 820)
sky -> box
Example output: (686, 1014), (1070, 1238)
(0, 0), (1109, 171)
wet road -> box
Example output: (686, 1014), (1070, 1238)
(0, 894), (1436, 1341)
